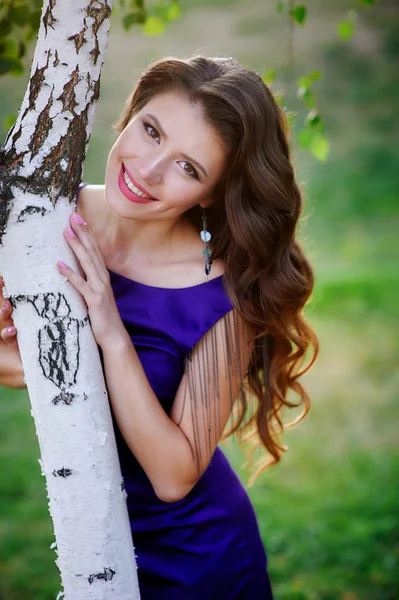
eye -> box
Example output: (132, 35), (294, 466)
(178, 161), (199, 180)
(143, 122), (160, 144)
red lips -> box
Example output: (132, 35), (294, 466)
(118, 165), (158, 204)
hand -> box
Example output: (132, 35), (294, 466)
(0, 276), (21, 357)
(57, 213), (128, 349)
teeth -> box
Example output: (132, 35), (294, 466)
(123, 170), (152, 198)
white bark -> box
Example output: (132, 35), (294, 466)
(0, 1), (140, 598)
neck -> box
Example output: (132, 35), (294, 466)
(101, 203), (198, 270)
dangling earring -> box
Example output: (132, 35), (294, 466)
(200, 208), (213, 281)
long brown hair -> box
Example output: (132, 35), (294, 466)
(115, 56), (319, 480)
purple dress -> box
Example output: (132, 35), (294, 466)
(107, 269), (273, 599)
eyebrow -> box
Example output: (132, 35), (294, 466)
(145, 112), (208, 178)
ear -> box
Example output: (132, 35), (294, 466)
(199, 192), (218, 209)
(199, 199), (214, 209)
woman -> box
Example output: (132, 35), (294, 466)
(0, 56), (318, 598)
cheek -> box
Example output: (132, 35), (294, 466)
(164, 168), (196, 199)
(165, 171), (208, 209)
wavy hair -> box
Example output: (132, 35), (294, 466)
(115, 56), (319, 481)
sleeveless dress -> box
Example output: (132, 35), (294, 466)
(107, 269), (274, 599)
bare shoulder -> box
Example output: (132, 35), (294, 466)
(76, 184), (106, 231)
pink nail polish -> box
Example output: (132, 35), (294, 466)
(66, 227), (75, 237)
(7, 327), (15, 335)
(58, 261), (68, 269)
(2, 300), (7, 310)
(72, 213), (85, 225)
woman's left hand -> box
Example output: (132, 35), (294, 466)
(57, 213), (127, 349)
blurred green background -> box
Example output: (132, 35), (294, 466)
(1, 0), (398, 598)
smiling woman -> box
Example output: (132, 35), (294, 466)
(104, 89), (226, 226)
(0, 55), (318, 599)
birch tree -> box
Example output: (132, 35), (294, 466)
(0, 1), (140, 598)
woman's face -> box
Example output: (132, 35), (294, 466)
(105, 91), (226, 221)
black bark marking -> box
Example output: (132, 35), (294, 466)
(52, 467), (74, 478)
(68, 29), (87, 54)
(21, 50), (52, 122)
(86, 0), (112, 66)
(52, 391), (77, 405)
(0, 147), (27, 245)
(12, 126), (22, 147)
(53, 49), (59, 67)
(121, 480), (125, 492)
(88, 567), (116, 585)
(40, 103), (90, 202)
(43, 0), (57, 35)
(90, 43), (100, 65)
(56, 65), (79, 114)
(92, 77), (100, 102)
(10, 293), (89, 403)
(38, 317), (80, 389)
(17, 205), (48, 222)
(28, 88), (54, 159)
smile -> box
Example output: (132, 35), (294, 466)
(118, 164), (159, 204)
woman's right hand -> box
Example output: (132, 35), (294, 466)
(0, 277), (19, 353)
(0, 277), (25, 388)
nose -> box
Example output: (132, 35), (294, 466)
(137, 158), (164, 188)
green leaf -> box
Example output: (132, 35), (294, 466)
(9, 6), (30, 27)
(143, 16), (165, 36)
(297, 70), (321, 90)
(123, 13), (140, 30)
(167, 2), (181, 22)
(0, 38), (18, 58)
(0, 19), (12, 37)
(297, 128), (313, 150)
(297, 87), (316, 109)
(263, 68), (276, 86)
(290, 5), (307, 25)
(310, 134), (329, 162)
(0, 55), (22, 75)
(337, 19), (355, 41)
(17, 41), (26, 59)
(28, 9), (41, 29)
(305, 108), (322, 128)
(4, 114), (17, 131)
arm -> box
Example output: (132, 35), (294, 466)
(0, 280), (26, 389)
(102, 309), (254, 503)
(0, 340), (26, 389)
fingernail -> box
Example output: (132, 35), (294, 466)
(7, 327), (15, 335)
(2, 300), (8, 310)
(66, 227), (75, 238)
(72, 213), (85, 225)
(58, 261), (68, 269)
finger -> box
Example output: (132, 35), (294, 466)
(69, 214), (108, 279)
(0, 299), (14, 329)
(63, 227), (102, 286)
(57, 261), (95, 302)
(0, 326), (19, 351)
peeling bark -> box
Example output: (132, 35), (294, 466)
(0, 1), (140, 599)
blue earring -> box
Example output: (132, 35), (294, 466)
(201, 208), (212, 281)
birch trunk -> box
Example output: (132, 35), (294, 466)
(0, 1), (140, 598)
